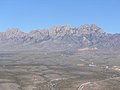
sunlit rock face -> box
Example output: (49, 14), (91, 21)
(0, 24), (120, 51)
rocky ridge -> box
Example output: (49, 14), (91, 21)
(0, 24), (120, 51)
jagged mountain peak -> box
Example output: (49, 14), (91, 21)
(0, 28), (24, 39)
(0, 24), (104, 35)
(6, 28), (22, 34)
(50, 24), (104, 35)
(79, 24), (104, 34)
(51, 25), (73, 31)
(0, 24), (119, 51)
(80, 24), (98, 28)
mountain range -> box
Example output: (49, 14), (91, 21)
(0, 24), (120, 51)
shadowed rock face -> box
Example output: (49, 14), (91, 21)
(0, 24), (120, 51)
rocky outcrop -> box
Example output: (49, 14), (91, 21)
(0, 24), (119, 51)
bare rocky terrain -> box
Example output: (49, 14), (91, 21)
(0, 24), (120, 51)
(0, 24), (120, 90)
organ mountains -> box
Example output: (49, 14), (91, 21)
(0, 24), (120, 51)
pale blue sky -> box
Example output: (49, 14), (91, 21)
(0, 0), (120, 33)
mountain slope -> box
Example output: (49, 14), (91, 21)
(0, 24), (120, 51)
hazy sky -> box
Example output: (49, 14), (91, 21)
(0, 0), (120, 33)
